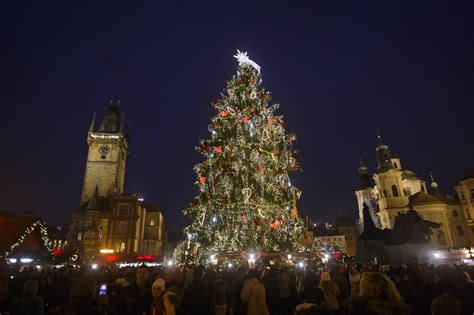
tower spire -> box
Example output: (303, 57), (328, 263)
(358, 158), (372, 189)
(88, 112), (96, 133)
(430, 172), (440, 195)
(375, 130), (393, 172)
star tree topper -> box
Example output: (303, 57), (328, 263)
(234, 49), (261, 73)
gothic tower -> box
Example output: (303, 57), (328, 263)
(80, 101), (128, 204)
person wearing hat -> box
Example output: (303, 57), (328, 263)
(319, 271), (340, 313)
(431, 292), (461, 315)
(150, 278), (177, 315)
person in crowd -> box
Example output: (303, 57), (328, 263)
(240, 269), (269, 315)
(149, 278), (176, 315)
(431, 292), (461, 315)
(391, 267), (430, 315)
(348, 271), (410, 315)
(277, 267), (293, 315)
(332, 265), (350, 304)
(127, 265), (153, 315)
(211, 272), (231, 315)
(348, 268), (361, 296)
(319, 271), (340, 314)
(261, 267), (279, 314)
(50, 276), (108, 315)
(420, 270), (442, 305)
(182, 266), (210, 314)
(14, 279), (44, 315)
(108, 281), (128, 315)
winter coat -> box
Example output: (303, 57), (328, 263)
(149, 291), (177, 315)
(14, 295), (44, 315)
(240, 278), (269, 315)
(278, 272), (292, 298)
(212, 279), (230, 306)
(182, 279), (210, 314)
(320, 281), (340, 311)
(348, 296), (411, 315)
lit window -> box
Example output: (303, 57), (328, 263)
(120, 242), (126, 252)
(77, 232), (82, 242)
(150, 219), (155, 226)
(118, 205), (129, 216)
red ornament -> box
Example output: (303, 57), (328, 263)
(241, 116), (250, 123)
(187, 213), (193, 219)
(220, 111), (229, 117)
(267, 117), (274, 125)
(242, 214), (249, 223)
(291, 208), (298, 218)
(198, 176), (207, 184)
(270, 218), (284, 229)
(214, 146), (223, 153)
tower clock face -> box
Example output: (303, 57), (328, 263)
(99, 145), (110, 156)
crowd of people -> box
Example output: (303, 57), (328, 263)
(0, 258), (474, 315)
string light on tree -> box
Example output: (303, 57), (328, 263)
(174, 50), (304, 265)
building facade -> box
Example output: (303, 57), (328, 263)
(68, 102), (165, 261)
(454, 169), (474, 237)
(355, 133), (473, 248)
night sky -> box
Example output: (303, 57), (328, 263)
(3, 1), (474, 232)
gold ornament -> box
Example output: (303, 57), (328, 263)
(242, 188), (252, 204)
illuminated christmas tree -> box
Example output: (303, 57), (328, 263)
(175, 51), (304, 265)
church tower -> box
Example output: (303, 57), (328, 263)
(373, 132), (409, 228)
(80, 101), (128, 204)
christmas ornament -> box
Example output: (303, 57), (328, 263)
(250, 91), (257, 99)
(214, 146), (223, 153)
(291, 208), (298, 218)
(242, 214), (249, 223)
(227, 88), (235, 97)
(220, 111), (229, 117)
(187, 213), (193, 219)
(226, 107), (236, 115)
(241, 116), (250, 123)
(198, 176), (207, 184)
(258, 164), (264, 172)
(261, 128), (270, 141)
(242, 187), (252, 204)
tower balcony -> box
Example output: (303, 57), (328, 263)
(378, 196), (409, 211)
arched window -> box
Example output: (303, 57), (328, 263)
(120, 242), (126, 252)
(391, 185), (399, 197)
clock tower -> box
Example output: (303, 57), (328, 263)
(80, 101), (128, 204)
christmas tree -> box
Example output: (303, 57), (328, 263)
(175, 51), (304, 265)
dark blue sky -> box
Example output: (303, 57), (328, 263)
(3, 1), (474, 231)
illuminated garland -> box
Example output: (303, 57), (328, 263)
(1, 220), (53, 258)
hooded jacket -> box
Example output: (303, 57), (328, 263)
(240, 278), (269, 315)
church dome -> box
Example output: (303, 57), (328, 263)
(402, 170), (420, 181)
